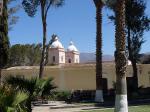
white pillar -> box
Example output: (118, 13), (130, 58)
(115, 94), (128, 112)
(95, 90), (104, 103)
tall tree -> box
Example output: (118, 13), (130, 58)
(109, 0), (150, 90)
(0, 0), (19, 82)
(0, 0), (9, 84)
(8, 44), (42, 66)
(9, 44), (27, 66)
(93, 0), (104, 103)
(8, 0), (20, 30)
(114, 0), (128, 111)
(126, 0), (150, 90)
(27, 44), (42, 66)
(22, 0), (64, 78)
(102, 0), (128, 111)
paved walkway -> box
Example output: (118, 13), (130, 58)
(32, 99), (150, 112)
(32, 101), (106, 112)
(33, 106), (109, 112)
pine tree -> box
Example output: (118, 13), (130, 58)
(0, 0), (9, 83)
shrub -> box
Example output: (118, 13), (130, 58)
(49, 91), (71, 101)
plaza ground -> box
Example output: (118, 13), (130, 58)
(32, 101), (150, 112)
(80, 105), (150, 112)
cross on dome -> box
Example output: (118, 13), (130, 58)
(54, 36), (58, 41)
(69, 41), (73, 45)
(50, 36), (64, 49)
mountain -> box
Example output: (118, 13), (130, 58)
(80, 53), (114, 63)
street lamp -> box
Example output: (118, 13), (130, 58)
(0, 0), (3, 16)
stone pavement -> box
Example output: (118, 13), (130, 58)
(32, 99), (150, 112)
(33, 106), (103, 112)
(32, 101), (106, 112)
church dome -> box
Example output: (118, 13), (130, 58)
(67, 41), (78, 52)
(50, 36), (64, 49)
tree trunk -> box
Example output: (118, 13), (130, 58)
(114, 0), (128, 112)
(131, 59), (138, 89)
(0, 0), (9, 84)
(127, 26), (138, 90)
(0, 68), (1, 84)
(127, 26), (131, 60)
(44, 45), (49, 66)
(39, 4), (47, 79)
(93, 0), (104, 103)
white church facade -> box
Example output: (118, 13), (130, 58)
(48, 36), (80, 65)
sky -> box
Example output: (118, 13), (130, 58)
(9, 0), (150, 55)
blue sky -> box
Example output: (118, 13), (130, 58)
(9, 0), (150, 55)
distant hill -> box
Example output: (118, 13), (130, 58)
(139, 52), (150, 64)
(80, 53), (114, 63)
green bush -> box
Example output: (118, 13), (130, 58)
(49, 91), (72, 101)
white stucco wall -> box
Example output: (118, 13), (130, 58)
(59, 51), (65, 64)
(65, 52), (74, 63)
(65, 52), (79, 64)
(48, 48), (65, 64)
(74, 53), (80, 63)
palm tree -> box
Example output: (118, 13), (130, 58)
(114, 0), (128, 111)
(93, 0), (104, 103)
(6, 76), (56, 112)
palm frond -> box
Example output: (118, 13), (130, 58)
(35, 77), (56, 97)
(12, 91), (29, 106)
(0, 85), (28, 112)
(12, 91), (29, 112)
(5, 76), (37, 95)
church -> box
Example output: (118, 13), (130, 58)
(48, 36), (80, 65)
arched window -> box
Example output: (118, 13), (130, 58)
(68, 59), (71, 63)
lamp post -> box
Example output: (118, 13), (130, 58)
(102, 0), (128, 112)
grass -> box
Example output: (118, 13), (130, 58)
(81, 105), (150, 112)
